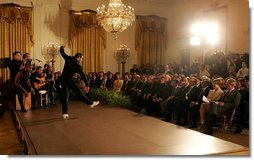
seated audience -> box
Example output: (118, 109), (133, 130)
(236, 61), (249, 78)
(188, 78), (210, 128)
(233, 78), (249, 133)
(202, 78), (241, 135)
(199, 78), (224, 125)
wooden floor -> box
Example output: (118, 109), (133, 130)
(5, 101), (248, 155)
(0, 110), (22, 154)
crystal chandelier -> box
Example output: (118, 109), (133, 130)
(96, 0), (135, 39)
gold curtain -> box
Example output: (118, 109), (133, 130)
(135, 15), (167, 66)
(69, 10), (106, 73)
(0, 3), (33, 84)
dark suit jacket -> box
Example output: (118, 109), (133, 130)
(220, 89), (241, 110)
(95, 78), (103, 88)
(196, 86), (210, 105)
(186, 86), (201, 102)
(156, 83), (172, 100)
(175, 85), (190, 100)
(209, 89), (241, 117)
(105, 79), (113, 89)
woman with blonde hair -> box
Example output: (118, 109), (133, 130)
(199, 78), (224, 125)
(113, 73), (123, 93)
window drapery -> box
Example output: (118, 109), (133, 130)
(0, 3), (33, 84)
(69, 10), (106, 73)
(135, 15), (167, 66)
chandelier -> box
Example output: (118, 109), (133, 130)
(96, 0), (135, 39)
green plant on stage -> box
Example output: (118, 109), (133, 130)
(89, 89), (133, 109)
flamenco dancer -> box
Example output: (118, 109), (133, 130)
(59, 45), (99, 119)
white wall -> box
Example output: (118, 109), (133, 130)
(165, 0), (249, 65)
(0, 0), (249, 72)
(0, 0), (169, 73)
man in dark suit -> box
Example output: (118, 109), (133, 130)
(189, 78), (210, 128)
(101, 74), (113, 89)
(176, 76), (200, 126)
(130, 64), (140, 74)
(173, 77), (191, 125)
(95, 72), (104, 88)
(203, 78), (241, 135)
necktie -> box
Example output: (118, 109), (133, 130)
(102, 79), (106, 87)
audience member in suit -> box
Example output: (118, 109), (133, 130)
(147, 75), (172, 116)
(89, 73), (97, 89)
(163, 65), (173, 75)
(140, 75), (154, 113)
(107, 73), (114, 89)
(202, 78), (241, 135)
(125, 74), (135, 97)
(165, 77), (188, 122)
(143, 76), (160, 115)
(188, 78), (210, 128)
(121, 73), (131, 94)
(134, 75), (149, 110)
(160, 79), (180, 121)
(100, 74), (113, 89)
(14, 63), (34, 112)
(130, 64), (140, 74)
(199, 78), (224, 125)
(234, 78), (249, 133)
(172, 77), (190, 125)
(86, 72), (93, 87)
(130, 74), (143, 103)
(176, 76), (200, 126)
(131, 75), (144, 99)
(95, 72), (104, 88)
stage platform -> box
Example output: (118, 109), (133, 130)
(14, 101), (248, 155)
